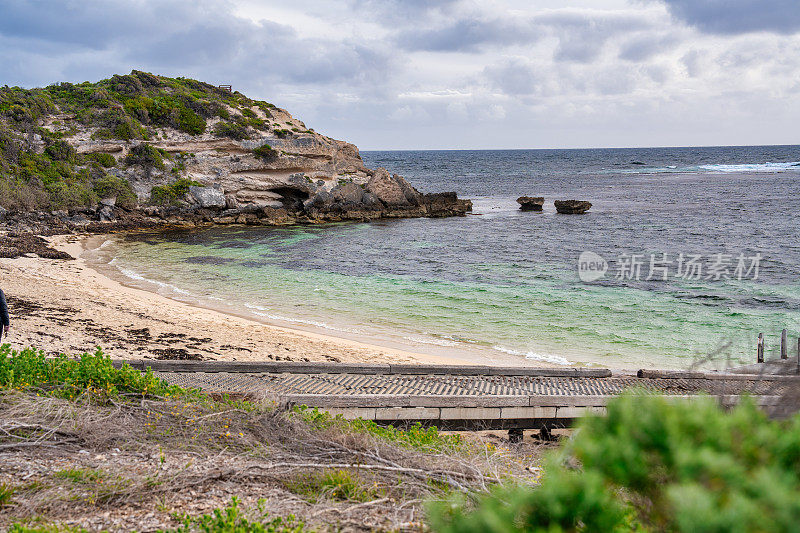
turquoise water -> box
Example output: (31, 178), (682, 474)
(95, 147), (800, 369)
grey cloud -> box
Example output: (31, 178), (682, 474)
(657, 0), (800, 34)
(537, 11), (655, 63)
(349, 0), (461, 25)
(393, 8), (653, 56)
(395, 17), (539, 52)
(483, 58), (548, 96)
(0, 0), (393, 88)
(618, 34), (679, 62)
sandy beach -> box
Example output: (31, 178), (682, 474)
(0, 234), (470, 365)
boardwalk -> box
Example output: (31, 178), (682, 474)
(123, 360), (794, 436)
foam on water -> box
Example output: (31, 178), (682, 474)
(492, 345), (572, 365)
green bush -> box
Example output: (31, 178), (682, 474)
(92, 174), (137, 207)
(294, 406), (462, 452)
(428, 393), (800, 533)
(177, 106), (206, 135)
(113, 119), (143, 141)
(253, 144), (278, 162)
(45, 179), (96, 210)
(125, 143), (165, 170)
(148, 177), (202, 206)
(212, 121), (249, 140)
(43, 140), (75, 162)
(286, 469), (383, 503)
(272, 128), (291, 139)
(0, 345), (191, 402)
(163, 497), (307, 533)
(0, 176), (49, 211)
(84, 152), (117, 168)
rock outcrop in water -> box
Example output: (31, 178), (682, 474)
(0, 71), (471, 233)
(554, 200), (592, 214)
(516, 196), (545, 211)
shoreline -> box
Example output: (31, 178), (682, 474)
(77, 233), (556, 367)
(0, 232), (545, 366)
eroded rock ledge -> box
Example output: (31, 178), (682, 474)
(0, 71), (472, 240)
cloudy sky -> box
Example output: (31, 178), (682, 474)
(1, 0), (799, 149)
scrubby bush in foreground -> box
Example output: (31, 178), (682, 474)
(428, 393), (800, 533)
(0, 345), (190, 401)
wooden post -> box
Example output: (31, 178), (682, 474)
(797, 337), (800, 374)
(757, 333), (764, 363)
(781, 329), (788, 359)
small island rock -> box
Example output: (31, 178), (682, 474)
(516, 196), (545, 211)
(554, 200), (592, 214)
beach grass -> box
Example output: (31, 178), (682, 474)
(0, 346), (533, 531)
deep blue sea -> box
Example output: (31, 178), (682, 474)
(92, 146), (800, 369)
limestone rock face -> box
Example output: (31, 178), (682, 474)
(22, 75), (473, 229)
(189, 186), (226, 208)
(516, 196), (544, 211)
(331, 182), (365, 206)
(366, 168), (412, 207)
(554, 200), (592, 214)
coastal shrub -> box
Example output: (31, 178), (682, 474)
(0, 345), (192, 402)
(427, 393), (800, 532)
(84, 152), (116, 168)
(294, 405), (462, 452)
(286, 469), (383, 503)
(0, 177), (49, 211)
(8, 525), (88, 533)
(148, 177), (202, 206)
(272, 128), (291, 139)
(0, 482), (14, 506)
(113, 119), (142, 141)
(212, 120), (249, 140)
(125, 143), (165, 171)
(0, 125), (21, 164)
(163, 497), (307, 533)
(43, 140), (75, 162)
(92, 174), (137, 207)
(253, 143), (278, 162)
(45, 179), (96, 210)
(176, 106), (206, 135)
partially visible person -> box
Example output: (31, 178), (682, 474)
(0, 288), (9, 342)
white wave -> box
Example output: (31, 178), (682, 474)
(403, 335), (458, 347)
(117, 267), (193, 296)
(247, 308), (359, 334)
(492, 345), (572, 365)
(612, 161), (800, 175)
(698, 161), (800, 173)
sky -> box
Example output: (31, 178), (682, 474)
(1, 0), (799, 150)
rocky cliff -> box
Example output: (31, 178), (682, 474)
(0, 70), (470, 233)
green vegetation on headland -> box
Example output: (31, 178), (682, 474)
(2, 345), (799, 531)
(0, 70), (280, 212)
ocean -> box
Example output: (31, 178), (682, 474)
(88, 146), (800, 369)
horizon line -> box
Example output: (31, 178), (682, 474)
(359, 143), (800, 152)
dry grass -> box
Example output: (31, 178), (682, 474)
(0, 390), (542, 532)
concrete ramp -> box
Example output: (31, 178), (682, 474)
(120, 360), (794, 433)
